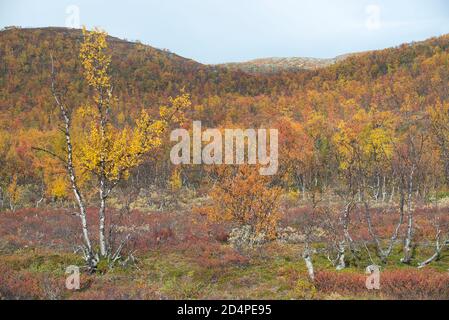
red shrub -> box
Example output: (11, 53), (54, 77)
(315, 269), (449, 300)
(0, 265), (65, 300)
(381, 269), (449, 300)
(315, 271), (367, 296)
(174, 238), (248, 269)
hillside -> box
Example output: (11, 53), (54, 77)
(1, 27), (449, 131)
(0, 27), (278, 129)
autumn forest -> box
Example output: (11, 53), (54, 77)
(1, 26), (449, 300)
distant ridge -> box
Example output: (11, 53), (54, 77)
(216, 53), (358, 74)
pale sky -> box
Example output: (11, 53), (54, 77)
(1, 0), (449, 64)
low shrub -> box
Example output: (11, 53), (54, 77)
(315, 269), (449, 300)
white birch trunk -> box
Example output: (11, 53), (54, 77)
(417, 231), (442, 269)
(335, 242), (346, 271)
(51, 56), (95, 268)
(99, 185), (107, 257)
(401, 168), (414, 264)
(303, 246), (315, 281)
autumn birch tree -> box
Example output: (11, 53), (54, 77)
(41, 28), (190, 270)
(78, 28), (190, 262)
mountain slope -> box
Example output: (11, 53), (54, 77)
(0, 27), (275, 129)
(1, 27), (449, 132)
(1, 27), (449, 194)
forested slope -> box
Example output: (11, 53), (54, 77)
(1, 27), (449, 205)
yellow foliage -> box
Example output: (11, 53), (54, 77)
(49, 176), (68, 199)
(333, 107), (396, 171)
(76, 29), (190, 187)
(7, 175), (23, 208)
(159, 90), (191, 126)
(169, 168), (182, 192)
(305, 111), (327, 140)
(428, 101), (449, 138)
(80, 27), (111, 92)
(78, 110), (166, 182)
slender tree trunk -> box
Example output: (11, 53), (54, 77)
(98, 89), (109, 259)
(36, 197), (44, 208)
(418, 229), (443, 269)
(335, 241), (346, 271)
(99, 183), (107, 258)
(401, 168), (415, 264)
(62, 107), (95, 266)
(374, 174), (380, 201)
(338, 201), (356, 269)
(362, 199), (383, 260)
(389, 185), (395, 203)
(383, 181), (405, 258)
(303, 244), (315, 281)
(301, 180), (306, 201)
(98, 167), (114, 260)
(51, 56), (95, 268)
(64, 114), (94, 263)
(342, 202), (354, 246)
(36, 180), (45, 208)
(0, 187), (3, 210)
(445, 155), (449, 186)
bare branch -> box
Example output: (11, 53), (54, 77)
(32, 147), (67, 165)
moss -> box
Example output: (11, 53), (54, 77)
(0, 249), (82, 275)
(289, 278), (317, 300)
(1, 239), (448, 300)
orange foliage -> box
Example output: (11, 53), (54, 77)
(203, 165), (282, 238)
